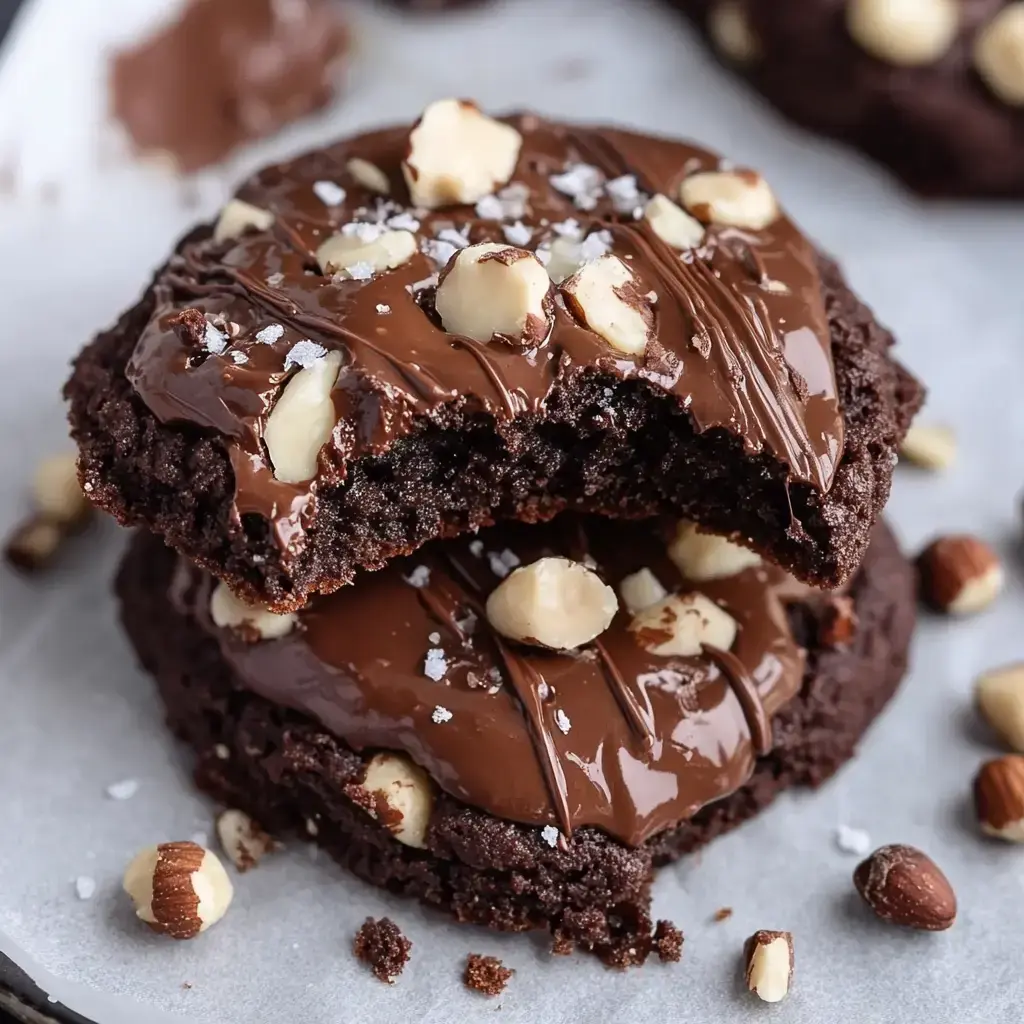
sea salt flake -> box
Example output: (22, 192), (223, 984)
(498, 182), (531, 219)
(106, 779), (138, 801)
(469, 539), (485, 557)
(230, 350), (249, 364)
(554, 709), (571, 734)
(605, 174), (644, 214)
(284, 340), (327, 371)
(552, 217), (583, 239)
(835, 825), (871, 856)
(424, 649), (448, 681)
(255, 323), (285, 345)
(550, 163), (604, 208)
(423, 239), (458, 267)
(456, 610), (478, 635)
(488, 548), (520, 578)
(428, 632), (441, 644)
(503, 221), (533, 247)
(343, 261), (375, 281)
(405, 565), (431, 588)
(386, 211), (421, 232)
(541, 825), (560, 848)
(475, 195), (505, 220)
(437, 227), (471, 249)
(375, 304), (391, 316)
(75, 876), (96, 900)
(313, 180), (346, 206)
(341, 221), (384, 243)
(579, 230), (613, 263)
(266, 272), (285, 288)
(203, 323), (227, 354)
(407, 273), (439, 295)
(432, 705), (453, 724)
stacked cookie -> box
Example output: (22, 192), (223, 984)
(678, 0), (1024, 197)
(67, 100), (922, 962)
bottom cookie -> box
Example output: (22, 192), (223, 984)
(115, 521), (914, 965)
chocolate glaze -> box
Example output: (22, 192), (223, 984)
(126, 113), (844, 562)
(171, 514), (814, 848)
(110, 0), (347, 173)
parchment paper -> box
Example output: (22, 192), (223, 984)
(1, 1), (1023, 1021)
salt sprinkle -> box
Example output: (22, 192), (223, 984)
(469, 539), (485, 557)
(835, 825), (871, 856)
(428, 632), (441, 644)
(75, 876), (96, 900)
(266, 272), (285, 288)
(498, 182), (531, 219)
(203, 323), (227, 355)
(313, 180), (346, 207)
(255, 324), (285, 345)
(407, 274), (439, 295)
(488, 549), (520, 578)
(554, 709), (572, 735)
(503, 221), (533, 247)
(439, 226), (471, 248)
(552, 217), (583, 239)
(475, 194), (505, 220)
(579, 230), (613, 263)
(605, 174), (643, 214)
(424, 649), (448, 681)
(230, 351), (249, 365)
(343, 261), (376, 281)
(423, 239), (458, 267)
(550, 163), (604, 209)
(376, 303), (391, 314)
(214, 743), (231, 760)
(342, 221), (384, 243)
(432, 705), (453, 724)
(541, 825), (560, 848)
(386, 211), (420, 232)
(456, 610), (478, 635)
(106, 779), (138, 801)
(284, 340), (327, 371)
(405, 565), (431, 588)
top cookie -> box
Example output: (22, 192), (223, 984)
(67, 100), (921, 611)
(679, 0), (1024, 197)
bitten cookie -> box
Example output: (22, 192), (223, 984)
(677, 0), (1024, 197)
(116, 515), (916, 963)
(70, 101), (922, 611)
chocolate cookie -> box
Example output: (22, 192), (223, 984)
(116, 515), (915, 963)
(677, 0), (1024, 197)
(70, 102), (922, 612)
(110, 0), (348, 174)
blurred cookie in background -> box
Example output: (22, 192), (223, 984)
(676, 0), (1024, 198)
(109, 0), (348, 173)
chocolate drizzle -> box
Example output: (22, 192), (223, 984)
(176, 514), (814, 848)
(125, 116), (845, 571)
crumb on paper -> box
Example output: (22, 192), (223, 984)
(464, 953), (514, 997)
(835, 824), (871, 856)
(75, 876), (96, 900)
(713, 906), (733, 923)
(654, 920), (683, 963)
(105, 779), (139, 801)
(353, 917), (411, 984)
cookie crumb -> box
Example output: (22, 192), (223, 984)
(654, 919), (683, 962)
(353, 917), (411, 984)
(464, 953), (513, 996)
(714, 906), (733, 922)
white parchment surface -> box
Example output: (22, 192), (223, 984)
(1, 1), (1023, 1022)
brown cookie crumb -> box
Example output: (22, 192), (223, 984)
(654, 919), (683, 963)
(353, 917), (411, 984)
(464, 954), (513, 997)
(714, 906), (734, 923)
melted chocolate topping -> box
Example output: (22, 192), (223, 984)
(172, 515), (813, 848)
(126, 113), (844, 563)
